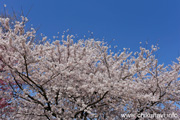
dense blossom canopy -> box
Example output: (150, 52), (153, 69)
(0, 17), (180, 120)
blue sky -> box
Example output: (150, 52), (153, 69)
(1, 0), (180, 65)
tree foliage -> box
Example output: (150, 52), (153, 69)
(0, 11), (19, 118)
(0, 16), (180, 120)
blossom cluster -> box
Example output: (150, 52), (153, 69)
(0, 17), (180, 120)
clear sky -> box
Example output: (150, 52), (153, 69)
(1, 0), (180, 65)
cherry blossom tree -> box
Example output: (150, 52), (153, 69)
(0, 16), (180, 120)
(0, 7), (47, 118)
(0, 10), (37, 118)
(0, 13), (18, 118)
